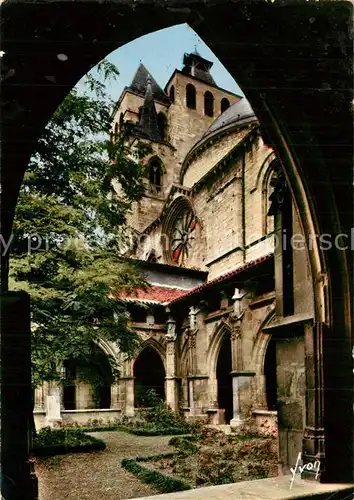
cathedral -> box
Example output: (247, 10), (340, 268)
(34, 52), (315, 474)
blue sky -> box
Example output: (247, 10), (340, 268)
(79, 23), (244, 102)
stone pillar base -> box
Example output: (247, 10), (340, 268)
(207, 409), (225, 425)
(230, 417), (244, 428)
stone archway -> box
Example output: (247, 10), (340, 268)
(216, 332), (233, 424)
(62, 343), (113, 410)
(133, 346), (166, 407)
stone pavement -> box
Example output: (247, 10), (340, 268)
(132, 476), (354, 500)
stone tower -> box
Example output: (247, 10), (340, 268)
(111, 52), (241, 234)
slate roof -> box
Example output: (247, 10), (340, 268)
(181, 51), (216, 86)
(204, 98), (256, 137)
(129, 63), (170, 104)
(138, 78), (161, 141)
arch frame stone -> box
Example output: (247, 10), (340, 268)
(1, 1), (352, 492)
(207, 320), (233, 379)
(130, 336), (166, 377)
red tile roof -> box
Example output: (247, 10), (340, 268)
(118, 285), (188, 305)
(167, 253), (273, 305)
(117, 253), (273, 307)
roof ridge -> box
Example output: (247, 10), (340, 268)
(167, 253), (273, 306)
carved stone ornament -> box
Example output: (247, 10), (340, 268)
(166, 316), (177, 341)
(189, 305), (199, 331)
(232, 288), (247, 319)
(231, 324), (241, 341)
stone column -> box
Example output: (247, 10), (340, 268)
(1, 291), (38, 499)
(230, 321), (242, 426)
(230, 372), (256, 427)
(165, 316), (178, 411)
(110, 383), (120, 410)
(302, 321), (325, 477)
(125, 377), (135, 417)
(45, 381), (63, 427)
(34, 386), (45, 411)
(165, 339), (178, 411)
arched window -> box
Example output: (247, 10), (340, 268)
(148, 158), (163, 195)
(138, 106), (142, 122)
(169, 85), (175, 103)
(119, 112), (124, 125)
(147, 251), (157, 263)
(204, 91), (214, 117)
(114, 122), (118, 136)
(186, 84), (196, 109)
(221, 98), (230, 113)
(157, 113), (167, 141)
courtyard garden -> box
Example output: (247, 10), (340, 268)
(34, 391), (278, 499)
(121, 427), (278, 493)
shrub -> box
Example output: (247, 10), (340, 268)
(166, 426), (278, 487)
(32, 427), (106, 456)
(121, 456), (191, 493)
(123, 389), (202, 435)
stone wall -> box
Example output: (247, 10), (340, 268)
(112, 89), (169, 130)
(34, 409), (122, 431)
(131, 126), (277, 279)
(166, 71), (240, 168)
(182, 127), (250, 188)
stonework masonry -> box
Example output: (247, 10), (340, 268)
(35, 53), (315, 476)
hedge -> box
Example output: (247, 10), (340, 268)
(63, 425), (190, 436)
(121, 453), (191, 493)
(32, 428), (106, 456)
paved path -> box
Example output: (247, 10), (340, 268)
(36, 431), (172, 500)
(133, 477), (354, 500)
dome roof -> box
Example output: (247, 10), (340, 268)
(204, 98), (256, 137)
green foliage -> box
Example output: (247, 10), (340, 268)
(121, 428), (277, 493)
(121, 456), (191, 493)
(59, 417), (122, 433)
(123, 389), (201, 435)
(33, 427), (106, 456)
(9, 59), (151, 387)
(165, 427), (278, 487)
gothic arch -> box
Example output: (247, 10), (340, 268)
(179, 337), (191, 377)
(131, 337), (166, 376)
(250, 151), (277, 194)
(2, 2), (352, 485)
(96, 338), (120, 366)
(251, 306), (276, 376)
(207, 320), (232, 378)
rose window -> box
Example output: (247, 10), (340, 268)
(171, 212), (197, 266)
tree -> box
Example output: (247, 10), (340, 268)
(9, 60), (150, 392)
